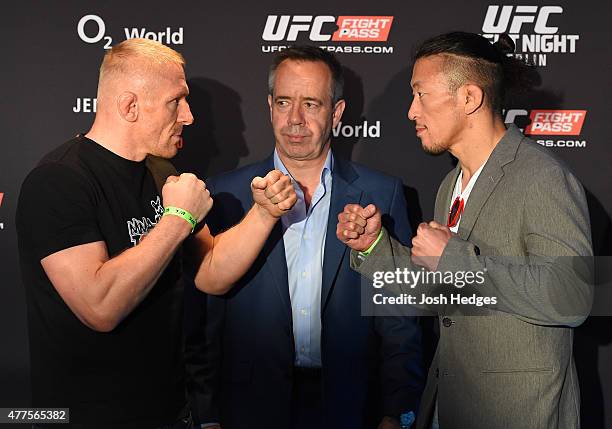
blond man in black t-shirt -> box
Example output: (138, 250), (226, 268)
(17, 38), (296, 428)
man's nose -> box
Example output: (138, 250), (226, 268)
(180, 100), (194, 125)
(407, 98), (418, 121)
(288, 104), (305, 125)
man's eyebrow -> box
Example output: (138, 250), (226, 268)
(169, 89), (189, 100)
(411, 81), (421, 89)
(273, 95), (324, 104)
(302, 96), (323, 103)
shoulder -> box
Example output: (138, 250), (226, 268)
(28, 137), (92, 183)
(338, 158), (402, 189)
(22, 142), (92, 192)
(19, 162), (96, 219)
(336, 159), (410, 218)
(512, 137), (580, 185)
(204, 160), (271, 229)
(207, 159), (270, 193)
(19, 139), (97, 207)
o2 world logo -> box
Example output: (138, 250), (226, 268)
(77, 14), (184, 49)
(261, 15), (395, 55)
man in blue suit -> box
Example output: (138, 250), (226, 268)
(185, 46), (423, 429)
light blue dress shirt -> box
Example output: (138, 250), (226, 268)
(274, 149), (333, 368)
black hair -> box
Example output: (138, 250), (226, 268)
(414, 31), (538, 113)
(268, 45), (344, 105)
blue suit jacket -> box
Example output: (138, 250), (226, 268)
(185, 154), (423, 429)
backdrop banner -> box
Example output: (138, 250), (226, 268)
(1, 1), (610, 427)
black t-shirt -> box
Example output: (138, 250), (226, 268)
(16, 136), (186, 428)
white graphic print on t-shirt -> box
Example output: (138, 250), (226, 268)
(126, 196), (164, 245)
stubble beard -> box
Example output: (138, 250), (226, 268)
(421, 140), (447, 156)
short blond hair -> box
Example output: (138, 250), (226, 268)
(98, 38), (185, 88)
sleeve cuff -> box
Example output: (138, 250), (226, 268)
(358, 228), (384, 258)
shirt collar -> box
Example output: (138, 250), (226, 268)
(273, 148), (334, 183)
(453, 161), (488, 200)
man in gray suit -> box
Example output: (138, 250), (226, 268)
(336, 32), (593, 429)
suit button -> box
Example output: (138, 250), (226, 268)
(435, 368), (439, 378)
(442, 317), (453, 328)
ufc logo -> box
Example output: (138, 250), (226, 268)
(262, 15), (336, 41)
(504, 109), (529, 124)
(482, 5), (563, 34)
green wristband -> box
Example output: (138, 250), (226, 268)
(359, 229), (384, 257)
(163, 206), (197, 233)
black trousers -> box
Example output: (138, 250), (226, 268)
(291, 367), (323, 429)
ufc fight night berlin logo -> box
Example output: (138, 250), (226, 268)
(261, 15), (395, 54)
(481, 5), (579, 66)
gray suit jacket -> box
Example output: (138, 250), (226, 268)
(352, 125), (593, 429)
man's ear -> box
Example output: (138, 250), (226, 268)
(267, 94), (273, 122)
(117, 92), (138, 122)
(332, 99), (346, 128)
(462, 84), (484, 115)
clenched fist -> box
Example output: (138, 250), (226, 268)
(162, 173), (213, 222)
(251, 170), (297, 218)
(336, 204), (382, 252)
(411, 221), (452, 271)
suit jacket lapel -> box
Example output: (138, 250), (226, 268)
(434, 165), (461, 225)
(267, 221), (292, 319)
(321, 157), (361, 311)
(258, 155), (292, 319)
(456, 125), (523, 240)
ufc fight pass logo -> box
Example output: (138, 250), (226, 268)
(261, 15), (395, 55)
(504, 109), (588, 148)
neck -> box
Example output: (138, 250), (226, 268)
(85, 119), (146, 162)
(278, 147), (329, 186)
(277, 146), (330, 207)
(450, 116), (507, 181)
